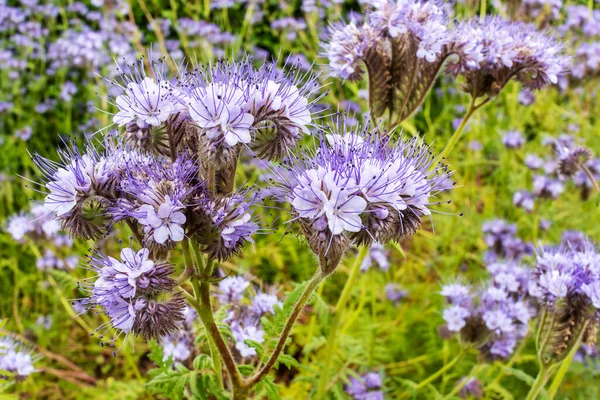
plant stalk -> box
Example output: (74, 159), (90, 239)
(244, 270), (326, 388)
(315, 246), (369, 399)
(525, 363), (552, 400)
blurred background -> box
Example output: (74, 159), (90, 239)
(1, 0), (600, 398)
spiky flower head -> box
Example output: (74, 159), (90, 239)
(447, 17), (570, 99)
(530, 236), (600, 366)
(77, 247), (182, 347)
(441, 261), (534, 360)
(321, 0), (454, 121)
(273, 119), (451, 274)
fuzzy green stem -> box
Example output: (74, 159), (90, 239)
(435, 99), (478, 165)
(244, 270), (326, 389)
(525, 364), (552, 400)
(181, 245), (242, 394)
(315, 246), (370, 399)
(207, 334), (224, 390)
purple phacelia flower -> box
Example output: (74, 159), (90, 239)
(137, 195), (186, 244)
(513, 190), (535, 212)
(345, 371), (384, 400)
(217, 276), (250, 305)
(502, 130), (525, 149)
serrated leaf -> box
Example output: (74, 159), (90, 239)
(273, 353), (299, 369)
(238, 364), (255, 376)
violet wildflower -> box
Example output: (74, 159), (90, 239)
(345, 371), (384, 400)
(482, 219), (532, 262)
(458, 377), (484, 399)
(513, 190), (535, 212)
(274, 119), (451, 273)
(0, 339), (36, 382)
(502, 130), (525, 149)
(385, 283), (407, 305)
(322, 1), (454, 123)
(529, 236), (600, 368)
(217, 276), (250, 305)
(137, 195), (186, 244)
(77, 247), (182, 345)
(360, 243), (390, 272)
(441, 264), (534, 360)
(448, 17), (570, 100)
(112, 64), (181, 129)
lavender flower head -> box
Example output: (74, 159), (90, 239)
(502, 130), (525, 149)
(77, 247), (183, 348)
(441, 261), (534, 359)
(530, 236), (600, 365)
(345, 371), (384, 400)
(0, 338), (37, 381)
(447, 16), (570, 99)
(322, 1), (454, 121)
(274, 120), (452, 273)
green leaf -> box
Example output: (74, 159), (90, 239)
(501, 366), (535, 386)
(238, 364), (255, 376)
(273, 353), (299, 369)
(146, 364), (192, 400)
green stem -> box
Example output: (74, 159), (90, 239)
(479, 0), (487, 20)
(244, 270), (326, 388)
(525, 364), (552, 400)
(181, 244), (242, 394)
(580, 163), (600, 192)
(402, 349), (465, 398)
(315, 246), (370, 399)
(207, 334), (224, 390)
(435, 99), (478, 165)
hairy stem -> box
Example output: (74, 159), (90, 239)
(435, 98), (478, 165)
(181, 241), (242, 393)
(244, 270), (325, 388)
(525, 363), (552, 400)
(315, 246), (369, 399)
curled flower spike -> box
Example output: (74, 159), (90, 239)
(273, 118), (452, 274)
(77, 247), (182, 347)
(194, 192), (259, 261)
(34, 142), (118, 239)
(109, 57), (186, 131)
(447, 16), (570, 100)
(322, 1), (455, 125)
(530, 237), (600, 366)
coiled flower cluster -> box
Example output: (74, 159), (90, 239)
(274, 121), (452, 273)
(442, 261), (534, 360)
(529, 237), (600, 366)
(322, 1), (569, 125)
(76, 247), (183, 346)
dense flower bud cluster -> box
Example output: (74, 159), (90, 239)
(442, 261), (534, 360)
(76, 247), (183, 346)
(530, 237), (600, 365)
(273, 121), (452, 273)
